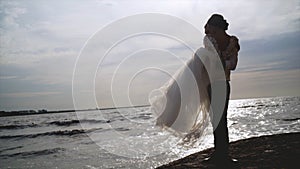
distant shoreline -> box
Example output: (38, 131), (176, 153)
(0, 104), (150, 117)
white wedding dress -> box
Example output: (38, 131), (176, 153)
(150, 35), (226, 142)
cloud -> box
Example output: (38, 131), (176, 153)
(237, 31), (300, 75)
(231, 69), (300, 99)
(0, 1), (27, 29)
(0, 0), (299, 110)
(0, 76), (17, 80)
(225, 0), (300, 40)
(96, 0), (118, 6)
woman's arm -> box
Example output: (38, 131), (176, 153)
(225, 48), (238, 70)
(225, 36), (240, 70)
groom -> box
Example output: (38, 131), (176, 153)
(204, 14), (240, 164)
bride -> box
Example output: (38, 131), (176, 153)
(150, 34), (226, 140)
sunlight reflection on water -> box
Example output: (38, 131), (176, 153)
(0, 96), (299, 168)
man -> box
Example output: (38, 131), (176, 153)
(204, 14), (240, 164)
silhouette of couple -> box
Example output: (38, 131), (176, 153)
(153, 14), (240, 166)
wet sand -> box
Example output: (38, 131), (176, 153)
(156, 132), (300, 169)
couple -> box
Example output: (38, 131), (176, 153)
(151, 14), (240, 164)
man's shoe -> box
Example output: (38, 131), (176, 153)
(203, 152), (222, 163)
(203, 152), (238, 164)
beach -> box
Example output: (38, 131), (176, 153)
(156, 132), (300, 169)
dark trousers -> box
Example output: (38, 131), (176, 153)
(208, 81), (230, 156)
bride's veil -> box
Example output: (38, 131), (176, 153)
(150, 35), (224, 145)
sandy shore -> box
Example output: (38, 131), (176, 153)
(156, 132), (300, 169)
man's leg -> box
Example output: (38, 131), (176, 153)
(214, 81), (230, 156)
(209, 81), (230, 157)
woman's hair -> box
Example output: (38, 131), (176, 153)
(206, 14), (229, 30)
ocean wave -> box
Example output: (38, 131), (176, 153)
(237, 103), (281, 109)
(115, 127), (130, 132)
(47, 119), (111, 126)
(0, 147), (65, 158)
(237, 105), (256, 109)
(0, 125), (132, 140)
(0, 146), (23, 153)
(0, 129), (96, 139)
(48, 120), (80, 126)
(281, 118), (300, 122)
(0, 123), (38, 130)
(0, 119), (110, 130)
(130, 113), (152, 120)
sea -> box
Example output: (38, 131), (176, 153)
(0, 96), (299, 169)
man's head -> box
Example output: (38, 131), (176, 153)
(204, 14), (229, 35)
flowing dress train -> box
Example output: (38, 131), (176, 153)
(150, 35), (225, 142)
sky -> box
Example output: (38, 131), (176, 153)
(0, 0), (299, 111)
